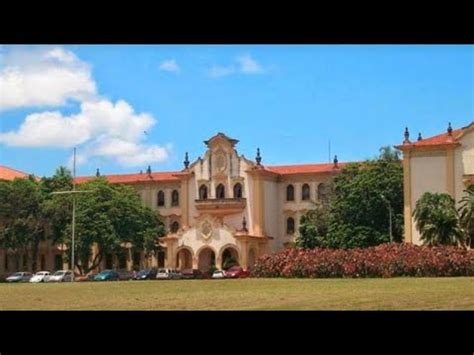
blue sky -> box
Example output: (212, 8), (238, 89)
(0, 45), (473, 177)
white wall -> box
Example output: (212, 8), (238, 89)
(410, 153), (447, 244)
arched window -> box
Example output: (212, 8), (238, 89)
(157, 190), (165, 207)
(318, 183), (329, 205)
(171, 190), (179, 206)
(199, 185), (208, 200)
(170, 221), (179, 233)
(286, 184), (294, 201)
(286, 217), (295, 235)
(233, 183), (242, 199)
(216, 184), (225, 199)
(302, 183), (310, 201)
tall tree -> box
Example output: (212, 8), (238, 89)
(0, 177), (46, 271)
(47, 177), (165, 274)
(458, 185), (474, 247)
(378, 145), (401, 162)
(326, 158), (404, 249)
(413, 192), (465, 247)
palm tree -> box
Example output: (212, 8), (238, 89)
(413, 192), (465, 247)
(458, 185), (474, 248)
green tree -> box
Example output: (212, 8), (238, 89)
(295, 207), (329, 249)
(48, 177), (165, 274)
(378, 145), (400, 162)
(413, 192), (465, 247)
(458, 185), (474, 247)
(0, 176), (46, 271)
(326, 158), (404, 248)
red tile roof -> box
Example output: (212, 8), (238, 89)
(265, 162), (348, 175)
(0, 165), (30, 181)
(75, 171), (181, 184)
(398, 122), (473, 149)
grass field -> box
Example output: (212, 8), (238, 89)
(1, 277), (473, 310)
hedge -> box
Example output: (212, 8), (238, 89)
(252, 243), (473, 278)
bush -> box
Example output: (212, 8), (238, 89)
(252, 243), (472, 278)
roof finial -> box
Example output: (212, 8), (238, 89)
(403, 127), (410, 144)
(242, 215), (248, 232)
(447, 122), (453, 136)
(256, 148), (262, 166)
(184, 152), (190, 169)
(146, 165), (151, 174)
(417, 132), (422, 141)
(333, 155), (338, 168)
(96, 168), (100, 177)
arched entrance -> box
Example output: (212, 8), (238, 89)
(176, 248), (193, 270)
(220, 246), (239, 270)
(248, 248), (256, 271)
(198, 247), (216, 272)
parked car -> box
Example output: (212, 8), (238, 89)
(156, 268), (181, 280)
(48, 270), (74, 282)
(118, 270), (134, 281)
(6, 272), (33, 283)
(134, 268), (157, 280)
(30, 271), (51, 283)
(181, 269), (203, 279)
(94, 270), (120, 281)
(224, 266), (250, 279)
(212, 270), (226, 279)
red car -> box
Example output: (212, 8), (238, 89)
(224, 266), (250, 278)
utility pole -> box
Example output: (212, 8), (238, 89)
(51, 147), (92, 281)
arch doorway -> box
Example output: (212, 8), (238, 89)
(198, 248), (216, 272)
(176, 248), (193, 270)
(221, 246), (239, 270)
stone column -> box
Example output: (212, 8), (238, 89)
(240, 240), (249, 270)
(126, 247), (133, 271)
(216, 256), (222, 270)
(402, 150), (412, 243)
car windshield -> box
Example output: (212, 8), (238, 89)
(13, 272), (23, 276)
(36, 272), (46, 276)
(54, 271), (65, 276)
(158, 269), (166, 273)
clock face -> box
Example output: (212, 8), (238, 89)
(215, 154), (226, 173)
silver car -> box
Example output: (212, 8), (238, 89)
(156, 268), (181, 280)
(47, 270), (74, 282)
(6, 272), (33, 282)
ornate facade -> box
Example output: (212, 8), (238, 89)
(0, 133), (346, 276)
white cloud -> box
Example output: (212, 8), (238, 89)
(0, 99), (171, 167)
(158, 59), (180, 73)
(236, 54), (263, 74)
(0, 46), (97, 111)
(0, 46), (173, 167)
(208, 54), (265, 78)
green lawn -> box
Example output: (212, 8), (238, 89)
(1, 277), (473, 310)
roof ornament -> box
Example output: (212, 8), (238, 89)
(256, 148), (262, 166)
(96, 168), (100, 177)
(146, 165), (152, 175)
(447, 122), (453, 136)
(403, 127), (411, 144)
(417, 132), (422, 141)
(333, 155), (338, 168)
(184, 152), (190, 169)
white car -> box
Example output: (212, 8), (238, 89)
(30, 271), (51, 283)
(47, 270), (74, 282)
(212, 270), (226, 279)
(156, 268), (181, 280)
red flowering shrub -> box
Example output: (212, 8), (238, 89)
(252, 243), (472, 278)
